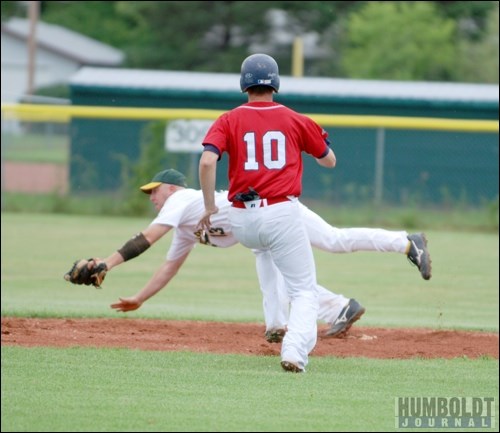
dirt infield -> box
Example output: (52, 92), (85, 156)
(2, 317), (498, 359)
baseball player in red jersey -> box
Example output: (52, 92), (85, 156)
(198, 53), (336, 373)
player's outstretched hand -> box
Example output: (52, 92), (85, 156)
(110, 296), (142, 312)
(197, 206), (219, 231)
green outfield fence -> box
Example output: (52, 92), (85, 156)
(1, 103), (498, 206)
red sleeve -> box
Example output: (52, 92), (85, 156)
(202, 114), (229, 155)
(301, 116), (330, 158)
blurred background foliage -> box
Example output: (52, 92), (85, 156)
(1, 0), (498, 83)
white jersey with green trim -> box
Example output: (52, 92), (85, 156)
(151, 188), (237, 261)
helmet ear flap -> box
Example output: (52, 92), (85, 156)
(240, 54), (280, 93)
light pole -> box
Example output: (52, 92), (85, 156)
(26, 0), (40, 97)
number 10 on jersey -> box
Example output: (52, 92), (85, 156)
(244, 131), (286, 170)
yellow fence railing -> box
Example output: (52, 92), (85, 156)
(2, 103), (498, 133)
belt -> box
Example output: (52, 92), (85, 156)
(232, 197), (291, 209)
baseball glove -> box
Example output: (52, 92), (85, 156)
(64, 258), (108, 288)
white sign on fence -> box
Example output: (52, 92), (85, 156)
(165, 119), (213, 153)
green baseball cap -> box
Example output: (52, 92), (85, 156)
(140, 169), (188, 194)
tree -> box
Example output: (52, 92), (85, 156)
(340, 2), (458, 81)
(455, 2), (499, 83)
(41, 1), (133, 49)
(1, 0), (21, 21)
(39, 1), (360, 74)
(31, 1), (498, 82)
(434, 0), (495, 40)
(112, 1), (335, 73)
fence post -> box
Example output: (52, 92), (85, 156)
(374, 127), (385, 205)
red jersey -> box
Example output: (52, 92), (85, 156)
(202, 101), (330, 202)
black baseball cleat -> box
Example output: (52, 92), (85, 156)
(265, 328), (286, 343)
(325, 298), (366, 338)
(407, 233), (432, 280)
(281, 360), (304, 373)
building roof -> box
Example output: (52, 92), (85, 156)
(2, 18), (124, 66)
(70, 66), (498, 107)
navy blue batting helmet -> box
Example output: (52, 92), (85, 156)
(240, 53), (280, 93)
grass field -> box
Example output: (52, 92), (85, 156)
(2, 132), (69, 164)
(2, 347), (497, 432)
(1, 212), (499, 431)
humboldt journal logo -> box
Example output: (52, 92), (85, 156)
(395, 397), (495, 429)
